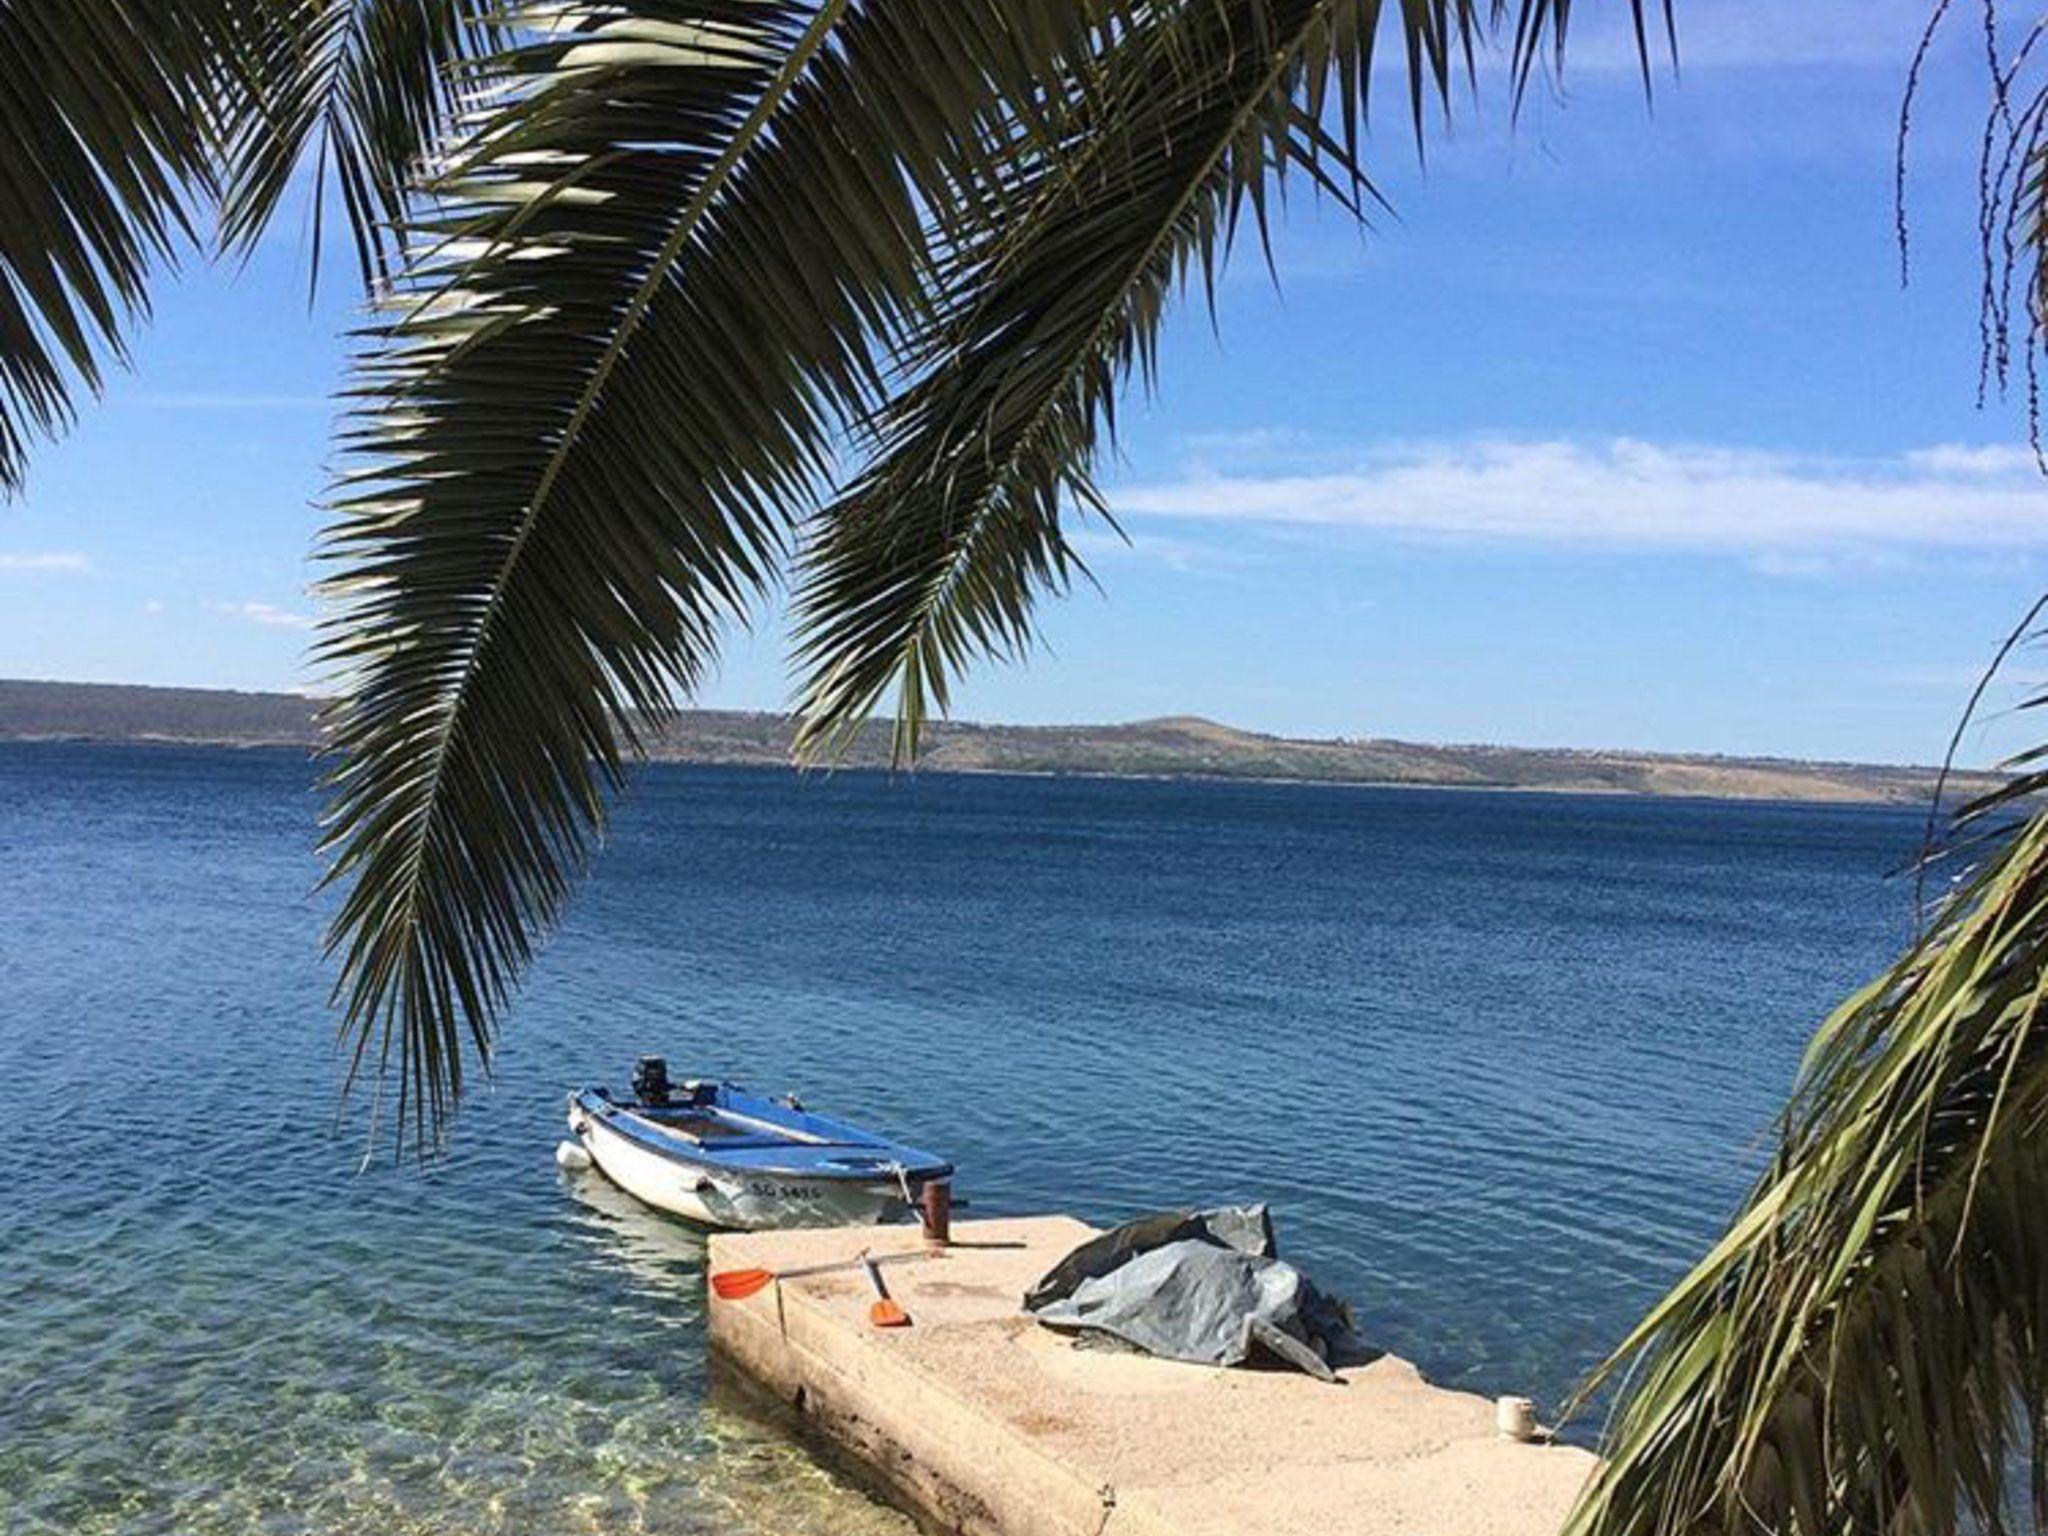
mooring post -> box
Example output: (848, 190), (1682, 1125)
(920, 1179), (953, 1245)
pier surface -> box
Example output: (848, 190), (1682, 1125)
(707, 1215), (1597, 1536)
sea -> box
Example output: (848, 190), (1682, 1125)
(0, 742), (1930, 1534)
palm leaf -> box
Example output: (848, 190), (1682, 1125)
(790, 0), (1359, 762)
(317, 0), (1127, 1150)
(319, 0), (1661, 1149)
(788, 0), (1655, 763)
(1911, 1), (2048, 448)
(219, 0), (501, 290)
(0, 0), (230, 495)
(1567, 797), (2048, 1536)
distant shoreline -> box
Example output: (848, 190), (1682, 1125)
(0, 733), (1968, 813)
(0, 678), (2000, 808)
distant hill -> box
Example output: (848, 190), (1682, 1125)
(0, 680), (320, 744)
(0, 677), (1999, 805)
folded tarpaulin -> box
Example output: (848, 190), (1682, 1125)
(1021, 1205), (1363, 1382)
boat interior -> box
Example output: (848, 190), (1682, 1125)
(582, 1061), (949, 1179)
(632, 1104), (814, 1146)
(613, 1061), (844, 1148)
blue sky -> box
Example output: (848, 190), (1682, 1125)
(4, 1), (2046, 766)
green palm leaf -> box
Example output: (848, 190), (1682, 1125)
(319, 0), (1661, 1147)
(220, 0), (500, 289)
(317, 0), (1125, 1149)
(788, 0), (1654, 763)
(0, 0), (229, 494)
(789, 0), (1363, 762)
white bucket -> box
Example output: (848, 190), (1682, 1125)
(1496, 1395), (1539, 1442)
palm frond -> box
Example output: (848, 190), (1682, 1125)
(788, 0), (1651, 763)
(317, 0), (1125, 1151)
(318, 0), (1661, 1148)
(1903, 1), (2048, 451)
(0, 0), (229, 495)
(220, 0), (501, 290)
(1567, 796), (2048, 1536)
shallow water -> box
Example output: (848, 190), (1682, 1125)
(0, 744), (1924, 1533)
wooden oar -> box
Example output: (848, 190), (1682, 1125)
(709, 1248), (925, 1301)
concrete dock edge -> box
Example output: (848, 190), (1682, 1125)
(706, 1216), (1597, 1536)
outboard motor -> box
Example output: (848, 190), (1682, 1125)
(631, 1056), (672, 1108)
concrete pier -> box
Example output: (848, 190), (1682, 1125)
(706, 1215), (1598, 1536)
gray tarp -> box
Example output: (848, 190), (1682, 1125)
(1021, 1205), (1363, 1382)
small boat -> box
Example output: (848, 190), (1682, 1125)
(563, 1058), (953, 1230)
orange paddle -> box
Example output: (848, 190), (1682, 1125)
(709, 1249), (923, 1301)
(862, 1255), (911, 1328)
(708, 1267), (787, 1301)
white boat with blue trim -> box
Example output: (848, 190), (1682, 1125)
(563, 1058), (953, 1230)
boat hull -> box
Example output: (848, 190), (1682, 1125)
(567, 1101), (920, 1230)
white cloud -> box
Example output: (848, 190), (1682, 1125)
(210, 600), (314, 630)
(1068, 528), (1252, 574)
(1903, 444), (2042, 477)
(0, 550), (90, 572)
(1112, 437), (2048, 555)
(1178, 426), (1320, 459)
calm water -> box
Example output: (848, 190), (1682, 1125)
(0, 743), (1926, 1534)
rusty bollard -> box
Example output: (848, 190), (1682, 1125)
(919, 1179), (953, 1245)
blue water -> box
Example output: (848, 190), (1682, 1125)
(0, 743), (1926, 1534)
